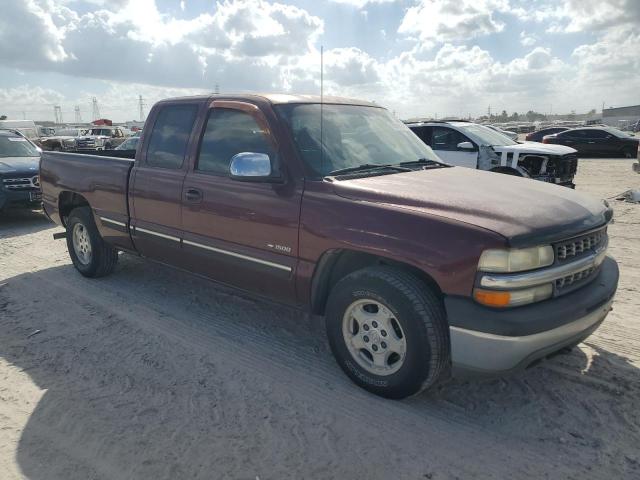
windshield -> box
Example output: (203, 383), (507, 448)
(602, 127), (634, 138)
(276, 104), (440, 177)
(0, 135), (40, 157)
(91, 129), (111, 136)
(458, 124), (518, 146)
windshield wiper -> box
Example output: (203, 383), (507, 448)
(395, 158), (450, 168)
(327, 163), (411, 176)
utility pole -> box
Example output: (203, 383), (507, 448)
(92, 97), (100, 121)
(138, 95), (146, 122)
(54, 105), (63, 124)
(214, 83), (220, 95)
(487, 105), (491, 120)
(74, 105), (82, 123)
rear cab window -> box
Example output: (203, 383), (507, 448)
(146, 104), (198, 169)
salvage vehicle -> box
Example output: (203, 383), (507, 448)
(40, 94), (618, 399)
(525, 126), (569, 143)
(543, 127), (639, 158)
(408, 120), (579, 187)
(75, 126), (127, 151)
(0, 129), (42, 211)
(40, 128), (86, 151)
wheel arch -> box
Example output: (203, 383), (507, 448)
(310, 249), (443, 315)
(58, 191), (90, 226)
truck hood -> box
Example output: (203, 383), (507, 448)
(492, 142), (576, 156)
(0, 156), (40, 173)
(332, 167), (610, 246)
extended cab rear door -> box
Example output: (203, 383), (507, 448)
(129, 101), (199, 260)
(179, 100), (302, 304)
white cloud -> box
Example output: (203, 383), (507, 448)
(330, 0), (395, 8)
(398, 0), (510, 47)
(519, 31), (536, 47)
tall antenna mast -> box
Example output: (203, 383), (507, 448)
(320, 45), (324, 175)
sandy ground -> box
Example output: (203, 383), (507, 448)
(1, 158), (639, 480)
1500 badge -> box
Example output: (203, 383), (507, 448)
(267, 243), (292, 253)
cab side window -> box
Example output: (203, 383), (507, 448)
(146, 104), (198, 169)
(197, 108), (275, 175)
(431, 127), (470, 151)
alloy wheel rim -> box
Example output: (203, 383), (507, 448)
(342, 299), (407, 376)
(72, 223), (92, 265)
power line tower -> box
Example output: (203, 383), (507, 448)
(138, 95), (146, 122)
(54, 105), (63, 124)
(214, 83), (220, 94)
(74, 105), (82, 123)
(91, 97), (100, 121)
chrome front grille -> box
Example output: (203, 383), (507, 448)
(2, 176), (40, 190)
(555, 265), (597, 291)
(555, 228), (606, 262)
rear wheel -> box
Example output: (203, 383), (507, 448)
(66, 207), (118, 277)
(325, 266), (450, 399)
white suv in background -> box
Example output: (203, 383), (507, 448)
(407, 120), (579, 188)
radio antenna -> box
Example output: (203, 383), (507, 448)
(320, 45), (324, 175)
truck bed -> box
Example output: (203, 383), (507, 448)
(40, 151), (134, 229)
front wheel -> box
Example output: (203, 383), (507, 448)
(66, 207), (118, 277)
(325, 266), (450, 399)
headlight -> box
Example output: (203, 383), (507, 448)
(478, 246), (554, 273)
(473, 284), (553, 308)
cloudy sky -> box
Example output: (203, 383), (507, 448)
(0, 0), (638, 122)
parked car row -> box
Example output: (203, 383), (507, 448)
(38, 94), (618, 399)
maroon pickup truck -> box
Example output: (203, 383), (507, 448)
(40, 94), (619, 399)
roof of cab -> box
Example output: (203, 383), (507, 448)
(156, 93), (381, 108)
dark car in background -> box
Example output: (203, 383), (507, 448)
(0, 129), (42, 212)
(543, 127), (639, 157)
(115, 135), (140, 151)
(525, 127), (569, 143)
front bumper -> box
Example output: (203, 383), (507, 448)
(446, 256), (618, 375)
(0, 189), (42, 210)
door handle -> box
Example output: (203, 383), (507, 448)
(184, 188), (203, 203)
(587, 141), (595, 144)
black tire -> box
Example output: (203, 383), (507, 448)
(325, 266), (450, 399)
(623, 147), (635, 159)
(66, 206), (118, 277)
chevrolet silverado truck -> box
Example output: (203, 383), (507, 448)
(40, 94), (619, 399)
(408, 120), (579, 187)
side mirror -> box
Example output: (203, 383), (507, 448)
(229, 152), (279, 182)
(457, 141), (475, 150)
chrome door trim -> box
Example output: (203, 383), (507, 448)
(183, 239), (292, 272)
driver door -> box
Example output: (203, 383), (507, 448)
(430, 126), (478, 168)
(180, 100), (302, 303)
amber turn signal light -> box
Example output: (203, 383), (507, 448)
(473, 289), (511, 307)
